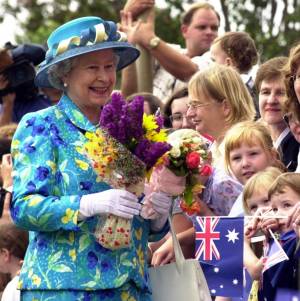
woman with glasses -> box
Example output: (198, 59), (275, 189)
(162, 87), (194, 130)
(187, 64), (256, 167)
(283, 42), (300, 172)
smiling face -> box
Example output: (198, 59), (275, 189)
(229, 142), (275, 185)
(186, 91), (227, 139)
(259, 78), (286, 126)
(271, 186), (300, 232)
(170, 96), (194, 129)
(63, 49), (117, 123)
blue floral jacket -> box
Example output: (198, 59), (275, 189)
(11, 94), (166, 292)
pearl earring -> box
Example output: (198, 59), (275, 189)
(63, 82), (68, 88)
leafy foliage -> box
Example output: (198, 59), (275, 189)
(2, 0), (300, 60)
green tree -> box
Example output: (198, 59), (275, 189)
(1, 0), (300, 60)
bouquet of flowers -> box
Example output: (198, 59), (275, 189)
(148, 129), (212, 215)
(82, 92), (171, 250)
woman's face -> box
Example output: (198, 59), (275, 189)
(258, 78), (286, 126)
(64, 49), (116, 119)
(170, 96), (193, 129)
(186, 90), (227, 139)
(294, 64), (300, 103)
(229, 142), (275, 185)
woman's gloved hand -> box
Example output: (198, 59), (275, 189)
(79, 189), (141, 220)
(148, 192), (173, 231)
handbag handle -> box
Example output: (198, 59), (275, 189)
(168, 215), (186, 271)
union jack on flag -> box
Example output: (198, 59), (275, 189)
(193, 216), (244, 297)
(195, 216), (220, 261)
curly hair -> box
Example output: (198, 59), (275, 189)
(212, 32), (258, 73)
(282, 43), (300, 120)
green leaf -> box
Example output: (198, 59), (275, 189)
(38, 213), (53, 226)
(62, 172), (70, 185)
(48, 250), (63, 265)
(51, 264), (73, 273)
(60, 160), (67, 171)
(79, 234), (91, 252)
(114, 274), (129, 287)
(81, 281), (97, 288)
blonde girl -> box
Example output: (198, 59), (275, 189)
(223, 121), (285, 216)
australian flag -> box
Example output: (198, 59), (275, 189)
(194, 216), (244, 297)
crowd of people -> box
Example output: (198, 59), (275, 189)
(0, 1), (300, 300)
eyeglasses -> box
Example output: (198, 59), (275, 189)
(170, 113), (188, 123)
(187, 101), (212, 110)
(291, 74), (300, 83)
(283, 113), (300, 125)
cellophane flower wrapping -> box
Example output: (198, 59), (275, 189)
(149, 129), (213, 216)
(82, 93), (171, 250)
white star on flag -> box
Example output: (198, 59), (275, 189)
(226, 228), (239, 243)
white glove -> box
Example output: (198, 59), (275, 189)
(149, 192), (173, 231)
(79, 189), (141, 220)
(150, 192), (173, 215)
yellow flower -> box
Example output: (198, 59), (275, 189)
(136, 245), (145, 275)
(17, 279), (23, 289)
(121, 291), (136, 301)
(61, 208), (76, 224)
(192, 184), (205, 194)
(69, 249), (76, 261)
(75, 159), (89, 170)
(32, 274), (41, 287)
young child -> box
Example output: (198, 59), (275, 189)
(258, 172), (300, 301)
(223, 120), (285, 217)
(0, 222), (28, 301)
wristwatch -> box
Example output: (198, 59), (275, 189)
(149, 36), (161, 50)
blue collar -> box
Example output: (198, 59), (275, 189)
(57, 94), (98, 132)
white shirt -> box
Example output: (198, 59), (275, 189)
(153, 46), (212, 103)
(1, 276), (20, 301)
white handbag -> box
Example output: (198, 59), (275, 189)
(149, 216), (212, 301)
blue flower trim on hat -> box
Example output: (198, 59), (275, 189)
(35, 16), (140, 88)
(45, 20), (126, 64)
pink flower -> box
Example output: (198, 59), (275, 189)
(186, 151), (200, 169)
(200, 164), (213, 176)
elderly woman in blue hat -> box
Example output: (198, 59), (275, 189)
(10, 16), (172, 300)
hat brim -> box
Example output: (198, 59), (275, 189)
(35, 41), (140, 88)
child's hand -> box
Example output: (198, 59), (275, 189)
(286, 203), (300, 237)
(245, 216), (261, 239)
(151, 236), (175, 267)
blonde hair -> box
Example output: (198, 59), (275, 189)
(268, 172), (300, 200)
(188, 65), (256, 127)
(243, 167), (282, 214)
(223, 121), (285, 174)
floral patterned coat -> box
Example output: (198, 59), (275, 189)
(11, 94), (166, 293)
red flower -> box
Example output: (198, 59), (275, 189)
(180, 200), (201, 215)
(186, 151), (200, 169)
(200, 164), (213, 176)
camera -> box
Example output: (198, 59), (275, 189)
(0, 43), (46, 100)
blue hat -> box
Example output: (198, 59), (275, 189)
(35, 16), (140, 88)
